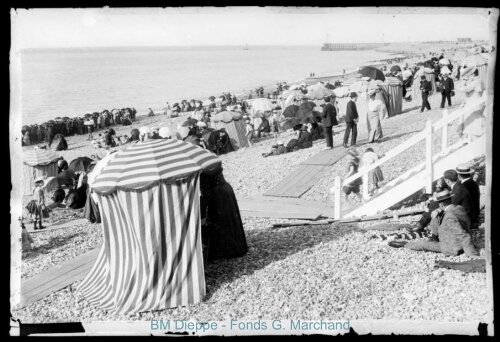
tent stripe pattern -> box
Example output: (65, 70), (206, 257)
(91, 139), (220, 195)
(78, 176), (205, 314)
(213, 120), (249, 149)
(23, 149), (59, 166)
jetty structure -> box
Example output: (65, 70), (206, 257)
(321, 34), (386, 51)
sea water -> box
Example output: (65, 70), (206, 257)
(17, 46), (394, 125)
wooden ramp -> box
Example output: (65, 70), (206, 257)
(264, 126), (399, 198)
(237, 195), (335, 219)
(14, 246), (100, 310)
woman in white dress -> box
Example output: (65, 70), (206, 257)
(457, 67), (486, 143)
(366, 89), (387, 143)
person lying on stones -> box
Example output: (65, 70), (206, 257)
(262, 140), (287, 158)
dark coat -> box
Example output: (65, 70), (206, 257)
(297, 130), (313, 148)
(437, 204), (478, 256)
(321, 103), (338, 127)
(55, 137), (68, 151)
(451, 182), (473, 219)
(345, 100), (359, 123)
(441, 77), (454, 94)
(420, 79), (432, 94)
(461, 178), (480, 224)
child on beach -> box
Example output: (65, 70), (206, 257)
(362, 147), (385, 195)
(342, 150), (365, 205)
(245, 119), (255, 147)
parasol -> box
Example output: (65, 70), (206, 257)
(84, 120), (94, 126)
(390, 65), (401, 73)
(23, 149), (59, 166)
(250, 98), (274, 113)
(211, 111), (242, 123)
(280, 118), (301, 131)
(282, 105), (299, 118)
(69, 156), (94, 172)
(357, 66), (386, 82)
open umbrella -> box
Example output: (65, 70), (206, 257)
(324, 82), (335, 90)
(211, 111), (242, 123)
(300, 113), (320, 124)
(251, 98), (274, 113)
(295, 101), (316, 120)
(305, 85), (334, 100)
(251, 111), (263, 118)
(357, 66), (385, 81)
(282, 89), (305, 98)
(69, 156), (94, 172)
(42, 177), (61, 192)
(56, 169), (77, 186)
(280, 118), (301, 131)
(208, 96), (216, 101)
(464, 53), (487, 67)
(390, 65), (401, 73)
(47, 120), (56, 125)
(282, 104), (299, 118)
(62, 116), (70, 120)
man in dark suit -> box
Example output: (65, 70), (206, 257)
(343, 92), (359, 147)
(321, 96), (338, 150)
(440, 73), (454, 108)
(456, 164), (480, 228)
(443, 169), (473, 220)
(420, 75), (432, 112)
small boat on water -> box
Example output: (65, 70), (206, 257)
(243, 43), (249, 51)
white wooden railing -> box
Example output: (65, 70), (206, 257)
(332, 95), (486, 219)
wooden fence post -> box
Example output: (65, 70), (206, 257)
(425, 120), (433, 194)
(441, 108), (448, 155)
(334, 176), (341, 220)
(363, 173), (369, 200)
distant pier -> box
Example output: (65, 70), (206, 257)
(321, 43), (386, 51)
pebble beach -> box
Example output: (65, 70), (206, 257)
(13, 79), (490, 325)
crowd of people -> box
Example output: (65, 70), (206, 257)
(22, 108), (137, 147)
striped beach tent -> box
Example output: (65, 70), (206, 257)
(381, 76), (404, 117)
(211, 111), (249, 149)
(78, 139), (221, 314)
(22, 149), (59, 195)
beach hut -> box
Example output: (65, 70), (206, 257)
(22, 149), (59, 196)
(211, 111), (249, 149)
(78, 139), (221, 314)
(381, 76), (404, 117)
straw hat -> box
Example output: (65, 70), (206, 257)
(456, 163), (474, 174)
(431, 189), (455, 202)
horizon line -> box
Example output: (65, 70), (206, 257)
(19, 39), (489, 51)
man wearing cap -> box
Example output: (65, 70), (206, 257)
(321, 96), (338, 150)
(343, 92), (359, 148)
(440, 73), (454, 108)
(404, 189), (478, 256)
(456, 164), (480, 228)
(420, 74), (432, 112)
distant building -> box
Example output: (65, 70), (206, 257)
(457, 38), (472, 43)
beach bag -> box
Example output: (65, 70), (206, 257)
(25, 200), (37, 214)
(41, 205), (50, 219)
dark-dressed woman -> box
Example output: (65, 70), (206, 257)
(200, 164), (248, 260)
(55, 134), (68, 151)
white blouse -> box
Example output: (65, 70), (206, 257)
(368, 99), (385, 112)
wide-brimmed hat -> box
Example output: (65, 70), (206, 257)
(367, 88), (377, 96)
(432, 189), (455, 202)
(461, 65), (477, 79)
(456, 163), (474, 174)
(349, 92), (358, 98)
(277, 140), (284, 145)
(35, 176), (45, 183)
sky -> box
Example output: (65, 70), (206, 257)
(11, 7), (491, 49)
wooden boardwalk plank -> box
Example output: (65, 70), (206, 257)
(15, 247), (100, 310)
(285, 165), (331, 197)
(263, 165), (309, 196)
